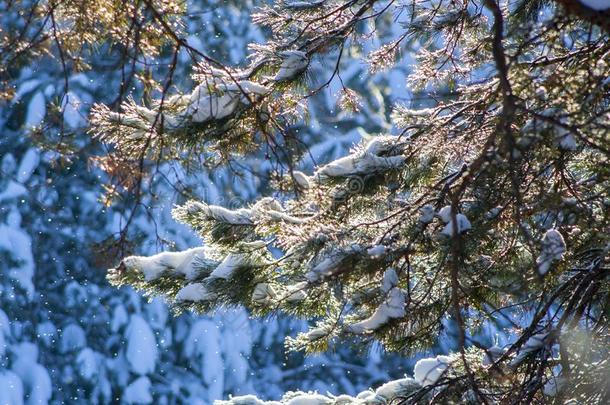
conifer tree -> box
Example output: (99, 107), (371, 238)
(88, 0), (610, 402)
(2, 0), (416, 402)
(97, 0), (610, 403)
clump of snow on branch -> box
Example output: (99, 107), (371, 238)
(440, 214), (471, 237)
(302, 324), (333, 342)
(251, 283), (277, 305)
(436, 206), (453, 223)
(217, 374), (426, 404)
(210, 253), (250, 279)
(413, 355), (452, 386)
(119, 247), (212, 281)
(371, 377), (421, 402)
(274, 50), (309, 81)
(174, 198), (303, 230)
(419, 204), (435, 224)
(436, 205), (471, 237)
(216, 394), (278, 405)
(288, 136), (408, 188)
(380, 268), (399, 293)
(391, 106), (436, 127)
(284, 0), (326, 10)
(175, 200), (255, 225)
(347, 287), (406, 334)
(176, 283), (217, 302)
(509, 333), (550, 368)
(291, 171), (311, 189)
(281, 282), (308, 303)
(366, 245), (387, 258)
(187, 79), (269, 123)
(313, 136), (407, 182)
(98, 72), (270, 143)
(305, 245), (363, 283)
(536, 230), (566, 275)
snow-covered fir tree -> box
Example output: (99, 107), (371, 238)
(86, 0), (610, 403)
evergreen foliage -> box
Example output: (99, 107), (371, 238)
(95, 0), (610, 403)
(2, 0), (609, 403)
(1, 0), (410, 403)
